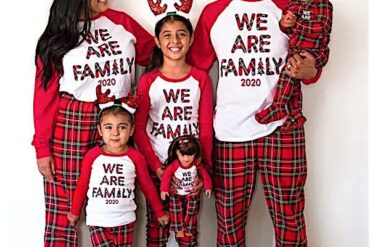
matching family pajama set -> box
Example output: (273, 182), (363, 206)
(255, 0), (333, 126)
(160, 159), (212, 236)
(70, 146), (165, 246)
(134, 67), (213, 246)
(33, 9), (154, 247)
(188, 0), (329, 246)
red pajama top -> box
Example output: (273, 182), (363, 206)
(32, 9), (154, 159)
(160, 160), (212, 196)
(70, 145), (165, 227)
(188, 0), (325, 142)
(134, 67), (213, 172)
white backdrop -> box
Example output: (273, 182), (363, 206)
(0, 0), (367, 246)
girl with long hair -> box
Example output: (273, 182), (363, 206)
(134, 12), (213, 246)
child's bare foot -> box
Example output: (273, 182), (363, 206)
(176, 231), (185, 238)
(185, 232), (193, 237)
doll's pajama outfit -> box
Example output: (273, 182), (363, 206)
(70, 146), (165, 246)
(255, 0), (333, 125)
(134, 67), (213, 246)
(187, 0), (329, 246)
(160, 160), (212, 235)
(32, 9), (154, 247)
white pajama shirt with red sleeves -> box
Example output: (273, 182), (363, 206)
(188, 0), (291, 142)
(70, 146), (165, 227)
(160, 160), (213, 195)
(32, 8), (154, 158)
(134, 67), (214, 172)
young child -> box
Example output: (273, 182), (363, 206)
(134, 12), (213, 246)
(255, 0), (333, 130)
(160, 135), (212, 239)
(67, 98), (169, 247)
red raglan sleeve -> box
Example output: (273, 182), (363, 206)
(132, 151), (165, 218)
(198, 72), (214, 169)
(70, 147), (99, 216)
(159, 163), (178, 193)
(199, 164), (213, 190)
(134, 74), (163, 173)
(187, 4), (217, 71)
(32, 57), (60, 159)
(118, 11), (155, 66)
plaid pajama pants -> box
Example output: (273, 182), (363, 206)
(169, 194), (200, 234)
(214, 126), (307, 247)
(146, 175), (198, 247)
(44, 93), (100, 247)
(88, 222), (135, 247)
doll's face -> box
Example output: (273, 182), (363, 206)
(176, 150), (195, 167)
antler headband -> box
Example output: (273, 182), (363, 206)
(96, 85), (140, 114)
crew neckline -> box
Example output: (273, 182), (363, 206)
(99, 145), (131, 157)
(157, 66), (193, 83)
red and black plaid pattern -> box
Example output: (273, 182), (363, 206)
(88, 222), (135, 247)
(256, 0), (332, 125)
(44, 93), (100, 247)
(255, 70), (301, 125)
(288, 0), (333, 68)
(146, 174), (198, 247)
(169, 194), (200, 234)
(214, 127), (307, 247)
(281, 86), (306, 133)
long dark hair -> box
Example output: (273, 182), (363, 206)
(35, 0), (92, 90)
(165, 135), (201, 167)
(145, 13), (193, 72)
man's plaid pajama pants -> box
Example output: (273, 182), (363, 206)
(214, 127), (308, 247)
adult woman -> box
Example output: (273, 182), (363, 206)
(33, 0), (154, 246)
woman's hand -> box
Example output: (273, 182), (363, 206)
(285, 52), (317, 80)
(37, 156), (55, 182)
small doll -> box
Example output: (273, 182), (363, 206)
(160, 135), (212, 238)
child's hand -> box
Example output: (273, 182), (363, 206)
(67, 212), (79, 227)
(189, 176), (203, 196)
(281, 11), (297, 27)
(161, 191), (169, 200)
(205, 189), (212, 198)
(170, 176), (181, 193)
(157, 213), (170, 226)
(156, 167), (164, 180)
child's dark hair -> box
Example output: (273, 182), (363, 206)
(98, 105), (134, 125)
(165, 135), (201, 166)
(146, 13), (193, 72)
